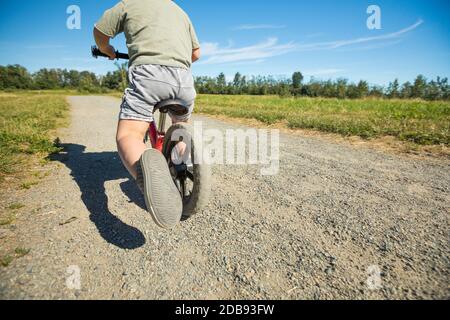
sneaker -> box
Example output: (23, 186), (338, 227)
(136, 149), (183, 229)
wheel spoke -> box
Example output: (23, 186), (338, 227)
(181, 178), (186, 198)
(186, 170), (194, 181)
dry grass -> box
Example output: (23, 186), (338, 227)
(196, 95), (450, 146)
(0, 91), (69, 181)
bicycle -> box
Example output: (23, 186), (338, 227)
(92, 46), (211, 219)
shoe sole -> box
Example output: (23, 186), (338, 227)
(140, 149), (183, 229)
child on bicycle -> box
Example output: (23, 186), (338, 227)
(94, 0), (201, 229)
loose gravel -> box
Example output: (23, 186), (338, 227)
(0, 96), (448, 300)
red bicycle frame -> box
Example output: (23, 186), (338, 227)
(148, 112), (168, 153)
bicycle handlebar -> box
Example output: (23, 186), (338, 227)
(91, 46), (129, 60)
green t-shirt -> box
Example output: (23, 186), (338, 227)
(95, 0), (200, 69)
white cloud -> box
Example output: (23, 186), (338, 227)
(200, 20), (423, 65)
(296, 19), (423, 51)
(201, 42), (220, 56)
(234, 24), (286, 31)
(199, 38), (296, 65)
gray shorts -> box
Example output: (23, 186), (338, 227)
(120, 64), (196, 123)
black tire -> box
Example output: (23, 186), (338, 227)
(163, 123), (211, 219)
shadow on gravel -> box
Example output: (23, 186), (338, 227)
(50, 144), (146, 250)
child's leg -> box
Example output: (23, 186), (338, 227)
(168, 105), (195, 160)
(116, 120), (150, 179)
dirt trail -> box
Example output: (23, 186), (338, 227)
(0, 96), (448, 299)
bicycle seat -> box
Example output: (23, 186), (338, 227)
(154, 99), (189, 116)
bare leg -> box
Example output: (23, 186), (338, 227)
(116, 120), (150, 179)
(170, 120), (188, 161)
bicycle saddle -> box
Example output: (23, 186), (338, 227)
(154, 99), (189, 116)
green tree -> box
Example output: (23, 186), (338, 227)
(425, 79), (440, 101)
(33, 68), (62, 89)
(292, 72), (304, 90)
(232, 72), (243, 94)
(64, 70), (81, 88)
(114, 61), (129, 92)
(346, 84), (360, 99)
(386, 79), (400, 99)
(411, 75), (427, 98)
(102, 71), (122, 90)
(357, 80), (369, 98)
(400, 81), (413, 99)
(216, 73), (227, 94)
(436, 77), (449, 100)
(336, 78), (348, 99)
(0, 65), (33, 89)
(369, 85), (384, 98)
(232, 72), (241, 87)
(77, 71), (101, 93)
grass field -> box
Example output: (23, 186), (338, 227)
(196, 95), (450, 146)
(0, 92), (69, 181)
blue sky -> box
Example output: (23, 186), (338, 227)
(0, 0), (449, 85)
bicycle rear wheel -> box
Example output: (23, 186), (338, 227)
(162, 123), (211, 219)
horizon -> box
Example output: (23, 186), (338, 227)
(0, 0), (449, 86)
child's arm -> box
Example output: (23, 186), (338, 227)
(93, 2), (125, 60)
(192, 48), (201, 63)
(93, 27), (116, 60)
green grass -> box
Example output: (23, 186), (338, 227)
(0, 91), (69, 179)
(0, 255), (13, 267)
(7, 203), (24, 210)
(196, 95), (450, 146)
(14, 247), (30, 257)
(20, 180), (39, 190)
(0, 248), (31, 268)
(0, 214), (15, 226)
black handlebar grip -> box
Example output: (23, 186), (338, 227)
(92, 46), (107, 58)
(116, 51), (130, 60)
(91, 46), (129, 60)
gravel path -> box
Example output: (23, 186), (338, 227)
(0, 96), (448, 300)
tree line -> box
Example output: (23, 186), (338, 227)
(195, 72), (450, 100)
(1, 64), (449, 100)
(0, 64), (127, 93)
